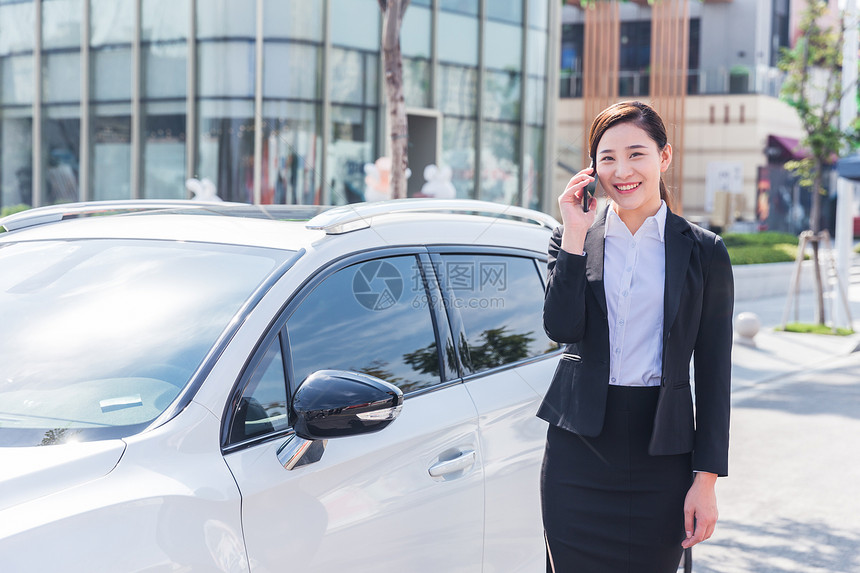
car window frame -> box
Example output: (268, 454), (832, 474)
(221, 246), (459, 454)
(221, 327), (293, 452)
(427, 245), (562, 382)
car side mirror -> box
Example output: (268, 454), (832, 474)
(292, 370), (403, 440)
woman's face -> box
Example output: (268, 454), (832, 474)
(594, 122), (671, 217)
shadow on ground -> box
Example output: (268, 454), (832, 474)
(694, 517), (860, 573)
(733, 376), (860, 421)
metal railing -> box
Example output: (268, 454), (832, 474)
(560, 66), (786, 99)
(306, 198), (560, 234)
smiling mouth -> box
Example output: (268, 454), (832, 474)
(615, 183), (640, 192)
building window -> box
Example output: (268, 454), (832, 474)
(402, 3), (431, 108)
(141, 0), (188, 199)
(90, 0), (134, 202)
(196, 0), (255, 203)
(770, 0), (790, 67)
(40, 0), (81, 205)
(688, 18), (700, 94)
(619, 21), (650, 97)
(0, 0), (35, 208)
(328, 47), (378, 204)
(560, 23), (583, 98)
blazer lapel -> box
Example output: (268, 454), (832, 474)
(584, 208), (608, 318)
(663, 211), (693, 338)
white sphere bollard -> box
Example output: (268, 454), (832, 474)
(734, 312), (761, 346)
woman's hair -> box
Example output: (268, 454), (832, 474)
(588, 101), (673, 210)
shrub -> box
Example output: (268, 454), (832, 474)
(1, 204), (30, 218)
(722, 231), (802, 265)
(726, 244), (801, 265)
(0, 204), (30, 233)
(721, 231), (798, 247)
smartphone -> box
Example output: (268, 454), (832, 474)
(583, 160), (597, 213)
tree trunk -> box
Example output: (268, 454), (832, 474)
(380, 0), (410, 200)
(810, 168), (826, 325)
(810, 162), (822, 235)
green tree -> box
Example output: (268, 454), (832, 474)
(777, 0), (859, 325)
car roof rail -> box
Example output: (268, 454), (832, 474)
(0, 200), (253, 232)
(305, 198), (559, 235)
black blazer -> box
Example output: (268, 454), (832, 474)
(536, 206), (734, 476)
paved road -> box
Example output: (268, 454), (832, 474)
(691, 254), (860, 573)
(693, 351), (860, 572)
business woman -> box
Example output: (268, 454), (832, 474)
(537, 101), (734, 573)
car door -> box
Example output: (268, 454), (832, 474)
(222, 252), (484, 573)
(432, 250), (561, 572)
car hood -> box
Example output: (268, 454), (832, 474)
(0, 440), (126, 512)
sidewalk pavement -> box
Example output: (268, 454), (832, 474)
(690, 256), (860, 572)
(730, 254), (860, 394)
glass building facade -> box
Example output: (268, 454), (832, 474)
(0, 0), (557, 211)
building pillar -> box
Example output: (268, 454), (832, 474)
(582, 0), (619, 166)
(650, 0), (689, 213)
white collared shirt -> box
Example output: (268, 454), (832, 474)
(604, 201), (667, 387)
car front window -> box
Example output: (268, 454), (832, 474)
(0, 238), (292, 446)
(287, 255), (442, 395)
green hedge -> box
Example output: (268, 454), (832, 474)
(0, 204), (30, 233)
(722, 231), (801, 265)
(721, 231), (798, 247)
(1, 204), (29, 218)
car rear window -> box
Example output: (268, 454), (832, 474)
(0, 239), (292, 446)
(439, 254), (559, 373)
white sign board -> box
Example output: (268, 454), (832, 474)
(705, 161), (744, 212)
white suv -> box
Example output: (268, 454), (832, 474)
(0, 199), (560, 572)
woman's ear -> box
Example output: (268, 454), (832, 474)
(660, 143), (673, 173)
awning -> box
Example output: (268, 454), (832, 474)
(766, 135), (811, 163)
(836, 154), (860, 181)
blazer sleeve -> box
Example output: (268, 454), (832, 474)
(692, 235), (734, 476)
(543, 226), (589, 344)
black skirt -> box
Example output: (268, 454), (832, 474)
(541, 385), (693, 573)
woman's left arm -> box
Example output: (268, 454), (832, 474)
(682, 471), (718, 548)
(684, 235), (734, 548)
(691, 235), (734, 475)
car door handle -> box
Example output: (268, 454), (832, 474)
(428, 450), (477, 477)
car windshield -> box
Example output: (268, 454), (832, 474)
(0, 238), (293, 447)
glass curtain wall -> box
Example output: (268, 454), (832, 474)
(437, 0), (478, 199)
(524, 0), (548, 210)
(141, 0), (187, 198)
(482, 2), (522, 205)
(196, 0), (255, 203)
(402, 0), (431, 109)
(328, 0), (379, 205)
(0, 0), (552, 211)
(1, 0), (35, 209)
(261, 0), (323, 205)
(90, 0), (133, 201)
(42, 0), (81, 205)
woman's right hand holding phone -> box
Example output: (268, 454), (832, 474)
(558, 165), (597, 255)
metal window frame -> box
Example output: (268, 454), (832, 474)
(32, 0), (43, 207)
